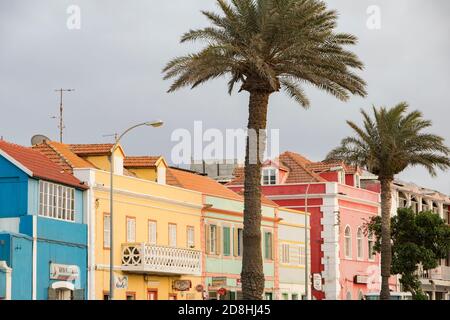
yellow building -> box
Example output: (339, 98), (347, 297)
(33, 142), (204, 300)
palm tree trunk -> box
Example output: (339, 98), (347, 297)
(379, 177), (393, 300)
(241, 89), (270, 300)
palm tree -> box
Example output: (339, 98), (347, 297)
(326, 103), (450, 300)
(163, 0), (366, 300)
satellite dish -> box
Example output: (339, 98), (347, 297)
(31, 134), (51, 146)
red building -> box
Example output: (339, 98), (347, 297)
(228, 151), (398, 300)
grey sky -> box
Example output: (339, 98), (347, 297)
(0, 0), (449, 194)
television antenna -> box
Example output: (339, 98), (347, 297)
(52, 88), (75, 143)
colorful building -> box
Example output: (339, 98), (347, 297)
(0, 140), (88, 300)
(165, 167), (279, 299)
(228, 151), (398, 300)
(277, 207), (310, 300)
(361, 174), (450, 300)
(32, 141), (203, 300)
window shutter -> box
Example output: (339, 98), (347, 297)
(233, 228), (238, 257)
(205, 225), (211, 254)
(73, 289), (85, 300)
(149, 221), (157, 245)
(223, 227), (230, 256)
(216, 226), (221, 255)
(48, 288), (57, 300)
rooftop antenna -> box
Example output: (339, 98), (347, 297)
(53, 88), (75, 143)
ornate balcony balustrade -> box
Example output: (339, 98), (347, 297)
(417, 265), (450, 282)
(121, 243), (201, 276)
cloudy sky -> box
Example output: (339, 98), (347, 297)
(0, 0), (449, 194)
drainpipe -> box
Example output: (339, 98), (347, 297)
(32, 215), (37, 300)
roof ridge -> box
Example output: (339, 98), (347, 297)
(45, 141), (75, 171)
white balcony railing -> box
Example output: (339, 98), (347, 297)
(418, 265), (450, 281)
(121, 243), (201, 276)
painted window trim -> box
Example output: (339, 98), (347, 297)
(356, 226), (364, 261)
(344, 225), (352, 259)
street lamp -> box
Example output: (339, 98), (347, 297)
(109, 120), (163, 300)
(304, 166), (343, 300)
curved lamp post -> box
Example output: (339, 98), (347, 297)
(109, 120), (163, 300)
(304, 165), (343, 300)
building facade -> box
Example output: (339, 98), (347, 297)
(228, 152), (398, 300)
(0, 140), (88, 300)
(166, 167), (281, 300)
(33, 141), (203, 300)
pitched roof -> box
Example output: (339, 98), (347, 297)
(0, 140), (87, 189)
(33, 141), (96, 173)
(124, 156), (163, 168)
(227, 151), (360, 185)
(167, 167), (244, 201)
(68, 143), (115, 156)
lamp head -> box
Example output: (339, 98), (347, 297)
(145, 120), (164, 128)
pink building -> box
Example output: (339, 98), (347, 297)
(228, 151), (398, 300)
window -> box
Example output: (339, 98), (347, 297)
(292, 294), (299, 300)
(346, 291), (352, 300)
(208, 225), (217, 254)
(357, 227), (363, 260)
(187, 226), (195, 248)
(222, 227), (231, 256)
(368, 232), (375, 261)
(281, 244), (290, 263)
(103, 292), (110, 300)
(264, 232), (273, 260)
(237, 228), (244, 256)
(39, 181), (75, 222)
(103, 214), (111, 248)
(358, 290), (364, 300)
(398, 192), (408, 208)
(262, 168), (277, 185)
(282, 293), (289, 300)
(169, 224), (177, 247)
(126, 292), (136, 300)
(148, 220), (157, 245)
(126, 217), (136, 243)
(344, 226), (352, 259)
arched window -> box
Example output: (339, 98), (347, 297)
(368, 232), (375, 261)
(344, 226), (352, 259)
(357, 227), (363, 260)
(346, 291), (352, 300)
(358, 290), (364, 300)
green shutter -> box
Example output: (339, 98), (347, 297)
(223, 227), (231, 256)
(264, 232), (272, 260)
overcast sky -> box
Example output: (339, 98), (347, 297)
(0, 0), (449, 194)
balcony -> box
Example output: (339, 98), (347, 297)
(418, 265), (450, 282)
(121, 243), (201, 276)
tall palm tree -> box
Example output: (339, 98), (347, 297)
(326, 103), (450, 300)
(163, 0), (366, 300)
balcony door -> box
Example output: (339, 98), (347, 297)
(147, 289), (158, 300)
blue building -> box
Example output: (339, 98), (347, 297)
(0, 140), (88, 300)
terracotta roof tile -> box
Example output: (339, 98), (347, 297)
(167, 168), (243, 201)
(68, 144), (114, 156)
(0, 140), (87, 189)
(124, 156), (161, 168)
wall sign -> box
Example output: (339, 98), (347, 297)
(211, 277), (227, 287)
(173, 280), (192, 291)
(354, 275), (369, 284)
(50, 263), (79, 281)
(312, 273), (322, 291)
(115, 275), (128, 289)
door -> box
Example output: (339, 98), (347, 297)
(147, 289), (158, 300)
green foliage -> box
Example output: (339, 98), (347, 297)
(163, 0), (367, 106)
(367, 208), (450, 299)
(326, 103), (450, 178)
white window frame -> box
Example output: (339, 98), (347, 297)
(103, 214), (111, 249)
(39, 181), (75, 222)
(187, 226), (195, 248)
(344, 225), (352, 259)
(262, 168), (277, 185)
(357, 227), (363, 260)
(148, 220), (157, 245)
(169, 223), (177, 247)
(126, 217), (136, 243)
